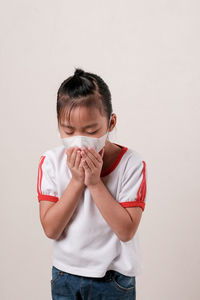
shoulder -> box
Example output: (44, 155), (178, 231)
(119, 147), (147, 199)
(123, 147), (145, 171)
(39, 145), (66, 167)
(119, 147), (147, 184)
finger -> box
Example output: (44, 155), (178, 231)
(87, 147), (102, 163)
(66, 147), (74, 166)
(66, 147), (74, 161)
(87, 153), (98, 168)
(75, 150), (82, 169)
(81, 158), (90, 170)
(70, 147), (79, 167)
(81, 149), (97, 168)
(79, 160), (85, 169)
(84, 156), (96, 170)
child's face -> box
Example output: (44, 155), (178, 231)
(58, 106), (110, 140)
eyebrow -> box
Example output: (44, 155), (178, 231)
(60, 122), (99, 129)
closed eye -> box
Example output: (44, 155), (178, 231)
(64, 131), (98, 135)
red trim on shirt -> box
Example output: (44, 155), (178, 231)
(120, 201), (145, 211)
(38, 194), (59, 202)
(37, 156), (46, 195)
(119, 160), (147, 211)
(135, 161), (146, 203)
(37, 155), (59, 202)
(100, 143), (128, 177)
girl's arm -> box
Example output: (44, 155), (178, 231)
(80, 147), (145, 242)
(40, 179), (85, 240)
(88, 180), (142, 242)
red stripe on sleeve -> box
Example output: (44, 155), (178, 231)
(136, 161), (146, 202)
(37, 155), (59, 202)
(37, 155), (46, 196)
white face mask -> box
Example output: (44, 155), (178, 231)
(60, 116), (112, 153)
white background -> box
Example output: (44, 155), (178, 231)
(0, 1), (200, 299)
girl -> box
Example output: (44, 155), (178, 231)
(37, 68), (147, 300)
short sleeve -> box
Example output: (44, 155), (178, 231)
(118, 160), (147, 211)
(37, 154), (59, 202)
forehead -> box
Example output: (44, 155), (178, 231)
(60, 106), (105, 126)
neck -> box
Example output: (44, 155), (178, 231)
(102, 140), (113, 167)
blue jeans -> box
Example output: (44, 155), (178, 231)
(51, 265), (136, 300)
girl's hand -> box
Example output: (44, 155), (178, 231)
(80, 147), (105, 187)
(65, 147), (85, 186)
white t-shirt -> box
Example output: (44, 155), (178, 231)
(37, 143), (148, 278)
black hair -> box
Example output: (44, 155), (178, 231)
(57, 67), (113, 129)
